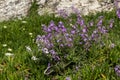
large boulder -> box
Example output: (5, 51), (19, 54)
(0, 0), (116, 22)
(0, 0), (32, 22)
(37, 0), (114, 16)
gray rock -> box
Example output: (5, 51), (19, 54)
(37, 0), (114, 16)
(0, 0), (117, 22)
(0, 0), (32, 22)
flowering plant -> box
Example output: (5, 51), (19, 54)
(34, 12), (114, 75)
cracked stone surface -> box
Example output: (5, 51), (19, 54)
(0, 0), (32, 22)
(37, 0), (114, 16)
(0, 0), (117, 22)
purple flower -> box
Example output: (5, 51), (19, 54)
(52, 54), (60, 61)
(91, 33), (95, 40)
(55, 27), (59, 32)
(91, 32), (99, 41)
(60, 44), (64, 47)
(42, 24), (47, 32)
(36, 35), (44, 44)
(71, 30), (76, 34)
(97, 16), (103, 26)
(55, 56), (60, 61)
(101, 28), (107, 34)
(48, 21), (56, 31)
(66, 77), (71, 80)
(61, 27), (67, 32)
(89, 21), (94, 27)
(109, 19), (114, 28)
(114, 65), (120, 76)
(65, 33), (69, 37)
(98, 26), (107, 34)
(68, 38), (73, 42)
(80, 33), (88, 38)
(81, 20), (84, 26)
(82, 28), (87, 33)
(42, 48), (49, 54)
(67, 43), (73, 47)
(46, 43), (54, 49)
(49, 21), (55, 27)
(58, 21), (67, 32)
(77, 19), (84, 26)
(83, 38), (87, 42)
(46, 33), (52, 39)
(47, 63), (51, 68)
(79, 42), (83, 44)
(57, 39), (62, 43)
(97, 19), (103, 26)
(58, 21), (63, 27)
(117, 8), (120, 19)
(76, 16), (84, 26)
(49, 49), (56, 55)
(49, 50), (60, 60)
(57, 9), (68, 18)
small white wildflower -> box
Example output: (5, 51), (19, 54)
(31, 56), (38, 61)
(36, 35), (44, 43)
(5, 53), (14, 56)
(25, 46), (32, 52)
(110, 43), (115, 48)
(22, 28), (25, 31)
(42, 48), (49, 54)
(70, 23), (73, 26)
(3, 26), (7, 29)
(29, 33), (33, 36)
(8, 48), (12, 52)
(22, 21), (27, 23)
(2, 44), (7, 47)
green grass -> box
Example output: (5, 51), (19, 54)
(1, 2), (120, 79)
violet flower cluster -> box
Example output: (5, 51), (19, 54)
(36, 14), (114, 62)
(77, 15), (114, 50)
(33, 6), (116, 75)
(36, 21), (77, 61)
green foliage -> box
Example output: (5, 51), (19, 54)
(0, 2), (120, 79)
(28, 0), (39, 17)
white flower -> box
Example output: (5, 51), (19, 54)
(22, 21), (27, 23)
(29, 33), (33, 37)
(22, 28), (25, 31)
(2, 44), (7, 47)
(3, 26), (7, 29)
(31, 56), (38, 61)
(25, 46), (32, 52)
(36, 35), (44, 43)
(42, 48), (49, 54)
(8, 48), (12, 52)
(109, 43), (115, 48)
(5, 53), (14, 56)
